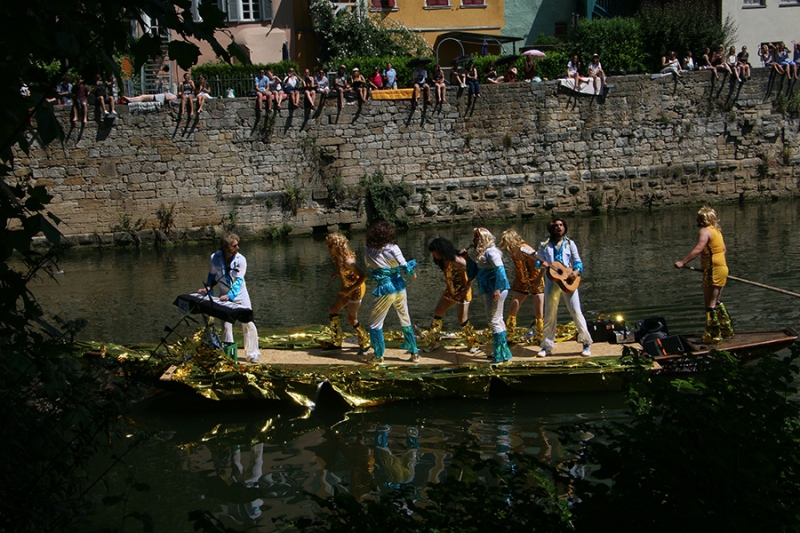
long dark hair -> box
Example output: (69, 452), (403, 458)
(547, 218), (567, 240)
(366, 221), (396, 250)
(427, 237), (459, 271)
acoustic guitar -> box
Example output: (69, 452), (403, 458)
(546, 261), (581, 294)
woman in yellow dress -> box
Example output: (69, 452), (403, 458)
(674, 206), (733, 343)
(322, 233), (370, 352)
(498, 229), (545, 344)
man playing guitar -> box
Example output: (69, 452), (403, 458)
(535, 218), (593, 357)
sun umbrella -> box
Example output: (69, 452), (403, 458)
(451, 55), (473, 65)
(407, 57), (432, 67)
(495, 54), (519, 66)
(523, 49), (547, 58)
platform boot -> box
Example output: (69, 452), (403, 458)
(505, 315), (520, 345)
(490, 331), (513, 364)
(423, 317), (443, 353)
(401, 325), (420, 362)
(716, 302), (734, 339)
(368, 328), (385, 362)
(702, 308), (722, 344)
(318, 314), (344, 349)
(354, 322), (371, 353)
(524, 317), (544, 345)
(461, 321), (481, 354)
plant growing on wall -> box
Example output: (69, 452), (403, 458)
(281, 186), (307, 216)
(360, 171), (410, 227)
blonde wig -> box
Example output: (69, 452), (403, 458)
(498, 229), (526, 254)
(325, 232), (356, 265)
(697, 206), (721, 230)
(473, 227), (496, 258)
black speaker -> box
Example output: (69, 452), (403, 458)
(635, 317), (668, 344)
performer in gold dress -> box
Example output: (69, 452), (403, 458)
(323, 233), (370, 351)
(498, 229), (545, 344)
(422, 237), (481, 353)
(674, 206), (733, 343)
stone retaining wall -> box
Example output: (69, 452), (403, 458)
(14, 68), (800, 245)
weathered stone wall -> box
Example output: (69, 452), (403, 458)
(14, 68), (799, 245)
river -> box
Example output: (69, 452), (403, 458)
(34, 201), (800, 530)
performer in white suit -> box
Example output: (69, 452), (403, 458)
(198, 232), (260, 363)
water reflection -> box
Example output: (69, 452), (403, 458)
(112, 392), (626, 530)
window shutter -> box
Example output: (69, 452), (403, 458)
(426, 0), (448, 6)
(262, 0), (273, 20)
(227, 0), (240, 22)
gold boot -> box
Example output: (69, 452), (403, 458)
(461, 321), (481, 354)
(354, 323), (371, 351)
(716, 302), (734, 339)
(702, 308), (722, 344)
(506, 315), (520, 344)
(329, 314), (344, 347)
(423, 318), (443, 352)
(524, 317), (544, 345)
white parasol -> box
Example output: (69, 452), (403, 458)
(523, 49), (547, 58)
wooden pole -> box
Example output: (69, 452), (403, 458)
(683, 265), (800, 299)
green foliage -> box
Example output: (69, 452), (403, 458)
(193, 60), (300, 80)
(636, 0), (737, 72)
(787, 91), (800, 119)
(310, 0), (431, 70)
(155, 202), (176, 236)
(282, 186), (307, 216)
(0, 1), (232, 527)
(572, 16), (646, 73)
(570, 345), (800, 530)
(260, 224), (292, 240)
(221, 208), (238, 232)
(360, 171), (410, 227)
(774, 92), (788, 115)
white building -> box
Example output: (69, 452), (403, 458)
(722, 0), (799, 51)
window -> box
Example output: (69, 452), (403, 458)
(742, 0), (765, 6)
(461, 0), (486, 5)
(425, 0), (449, 7)
(211, 0), (273, 22)
(371, 0), (396, 9)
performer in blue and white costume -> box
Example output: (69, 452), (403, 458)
(198, 232), (260, 363)
(364, 221), (419, 363)
(535, 218), (592, 357)
(467, 227), (512, 363)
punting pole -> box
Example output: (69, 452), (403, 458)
(682, 265), (800, 299)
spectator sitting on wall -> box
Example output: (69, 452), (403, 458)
(726, 45), (742, 82)
(283, 67), (301, 108)
(758, 43), (770, 67)
(661, 50), (682, 77)
(431, 64), (447, 103)
(254, 68), (271, 114)
(72, 76), (89, 123)
(588, 53), (606, 92)
(122, 92), (178, 104)
(776, 42), (796, 79)
(736, 46), (751, 81)
(56, 74), (73, 106)
(710, 45), (730, 80)
(383, 62), (397, 89)
(368, 66), (383, 99)
(523, 56), (537, 81)
(315, 68), (330, 103)
(302, 68), (317, 109)
(465, 60), (481, 99)
(351, 67), (367, 104)
(412, 64), (430, 105)
(334, 65), (349, 109)
(94, 73), (115, 117)
(504, 65), (518, 83)
(196, 74), (211, 113)
(484, 60), (500, 84)
(567, 54), (586, 86)
(179, 72), (195, 116)
(683, 50), (695, 71)
(698, 47), (713, 70)
(268, 70), (285, 112)
(452, 65), (467, 87)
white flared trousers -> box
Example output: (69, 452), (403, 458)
(482, 290), (508, 334)
(367, 291), (412, 330)
(540, 280), (592, 352)
(222, 320), (260, 359)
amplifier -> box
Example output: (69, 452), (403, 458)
(588, 319), (630, 343)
